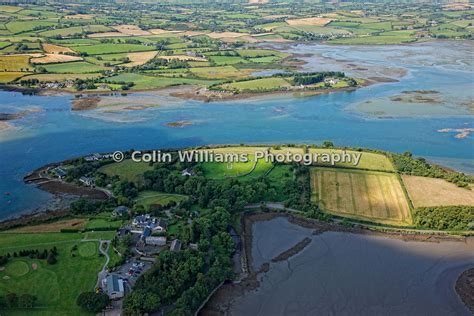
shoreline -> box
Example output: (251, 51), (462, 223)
(0, 74), (383, 104)
(200, 211), (474, 315)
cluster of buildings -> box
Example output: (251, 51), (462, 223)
(38, 80), (75, 89)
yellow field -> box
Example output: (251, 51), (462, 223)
(112, 24), (151, 36)
(402, 175), (474, 207)
(123, 51), (158, 67)
(64, 14), (95, 19)
(158, 55), (207, 62)
(308, 148), (395, 171)
(0, 55), (31, 71)
(148, 28), (184, 35)
(31, 54), (83, 64)
(207, 32), (249, 39)
(286, 17), (332, 26)
(42, 43), (74, 54)
(190, 66), (247, 79)
(311, 168), (412, 225)
(0, 71), (28, 83)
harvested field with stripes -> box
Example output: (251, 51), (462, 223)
(311, 167), (412, 226)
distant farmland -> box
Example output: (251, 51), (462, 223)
(311, 167), (412, 226)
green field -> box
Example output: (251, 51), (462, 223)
(42, 61), (107, 73)
(85, 218), (124, 231)
(6, 20), (57, 34)
(0, 232), (104, 315)
(209, 55), (248, 65)
(99, 159), (154, 184)
(73, 43), (155, 55)
(135, 191), (188, 210)
(40, 25), (112, 37)
(200, 154), (273, 180)
(308, 148), (395, 171)
(109, 73), (216, 89)
(218, 77), (291, 92)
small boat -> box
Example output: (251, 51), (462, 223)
(4, 192), (11, 196)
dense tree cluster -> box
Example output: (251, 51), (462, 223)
(0, 293), (37, 309)
(414, 206), (474, 231)
(76, 292), (110, 313)
(3, 247), (59, 264)
(392, 152), (473, 187)
(293, 71), (345, 86)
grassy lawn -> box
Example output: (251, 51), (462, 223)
(135, 191), (188, 210)
(311, 167), (412, 226)
(0, 232), (104, 315)
(99, 159), (154, 185)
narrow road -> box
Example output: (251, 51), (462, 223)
(96, 240), (110, 288)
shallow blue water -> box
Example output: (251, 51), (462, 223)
(0, 42), (473, 219)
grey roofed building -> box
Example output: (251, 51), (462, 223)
(170, 239), (182, 252)
(106, 274), (125, 299)
(145, 236), (167, 246)
(79, 176), (94, 186)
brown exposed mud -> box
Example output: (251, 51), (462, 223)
(71, 97), (100, 111)
(456, 268), (474, 313)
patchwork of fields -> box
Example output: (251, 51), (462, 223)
(311, 168), (412, 225)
